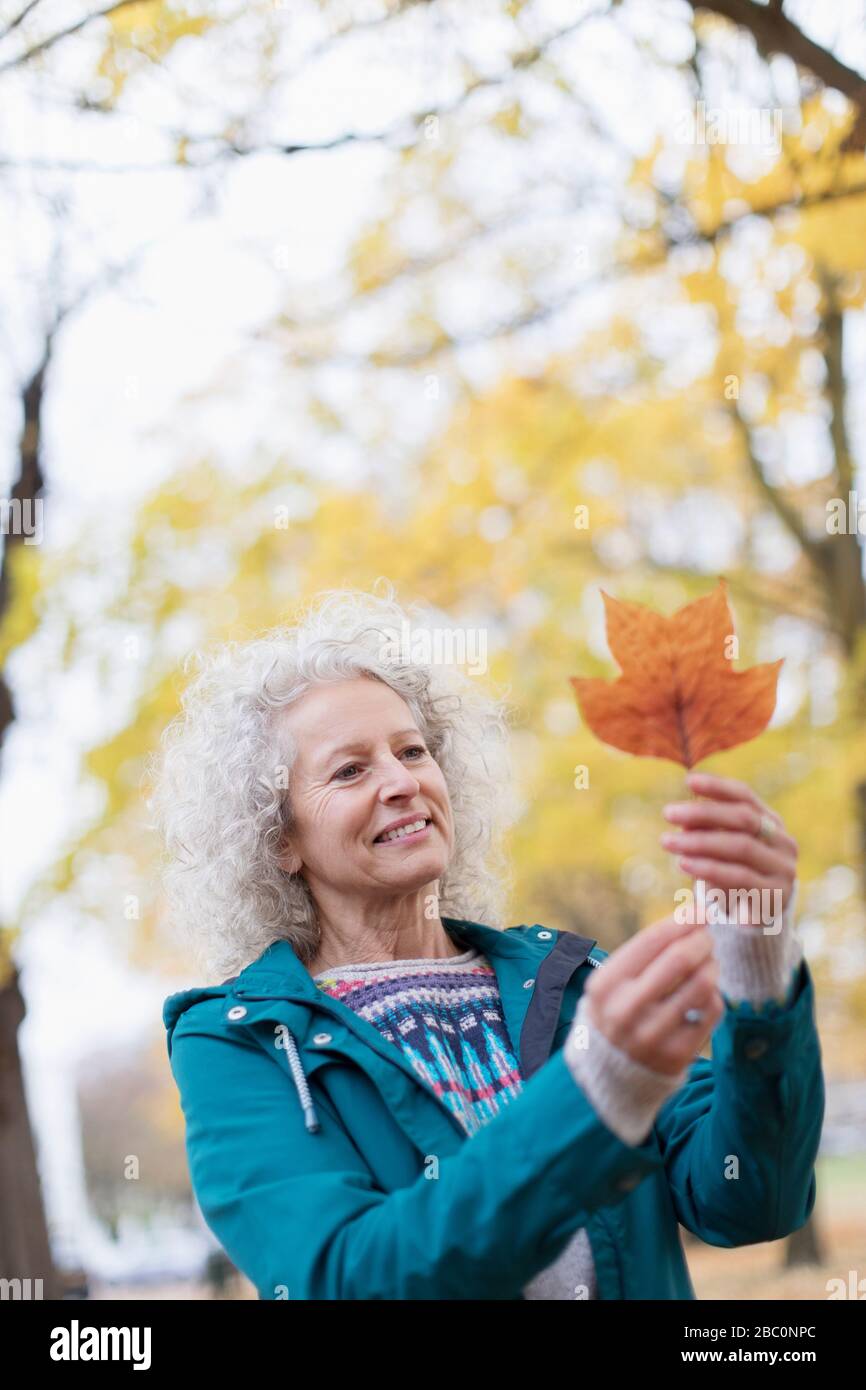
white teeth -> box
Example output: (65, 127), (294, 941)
(376, 818), (428, 843)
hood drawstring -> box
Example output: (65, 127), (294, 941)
(277, 1026), (321, 1134)
(220, 972), (321, 1134)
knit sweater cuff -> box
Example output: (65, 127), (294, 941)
(705, 878), (804, 1006)
(563, 993), (688, 1148)
(561, 879), (805, 1146)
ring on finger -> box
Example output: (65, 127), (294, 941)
(756, 812), (776, 844)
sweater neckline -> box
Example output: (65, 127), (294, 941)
(312, 945), (479, 980)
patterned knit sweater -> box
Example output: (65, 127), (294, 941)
(313, 889), (805, 1300)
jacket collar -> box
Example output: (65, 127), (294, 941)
(227, 915), (538, 1004)
(226, 916), (597, 1083)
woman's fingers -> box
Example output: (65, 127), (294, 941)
(587, 925), (715, 1048)
(639, 924), (715, 1002)
(685, 770), (773, 814)
(665, 791), (799, 859)
(663, 775), (799, 918)
(632, 959), (723, 1058)
(585, 911), (703, 1000)
(681, 850), (789, 895)
(663, 827), (795, 877)
(594, 955), (724, 1075)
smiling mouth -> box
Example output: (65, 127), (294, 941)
(373, 818), (432, 845)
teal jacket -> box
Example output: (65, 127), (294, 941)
(163, 915), (824, 1300)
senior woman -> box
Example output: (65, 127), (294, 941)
(156, 582), (823, 1301)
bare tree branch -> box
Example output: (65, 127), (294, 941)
(0, 9), (604, 169)
(268, 0), (441, 92)
(0, 0), (146, 77)
(0, 0), (47, 45)
(637, 552), (828, 630)
(725, 325), (866, 660)
(813, 269), (866, 654)
(263, 179), (866, 364)
(163, 10), (604, 161)
(685, 0), (866, 149)
(726, 402), (824, 559)
(817, 268), (856, 497)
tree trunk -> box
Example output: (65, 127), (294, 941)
(0, 340), (61, 1298)
(0, 968), (63, 1298)
(784, 1214), (824, 1268)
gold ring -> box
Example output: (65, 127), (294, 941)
(757, 812), (775, 843)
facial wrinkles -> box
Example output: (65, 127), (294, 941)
(300, 747), (429, 851)
(277, 679), (451, 870)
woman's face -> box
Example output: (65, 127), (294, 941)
(275, 677), (455, 907)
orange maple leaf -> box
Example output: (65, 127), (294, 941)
(569, 578), (783, 768)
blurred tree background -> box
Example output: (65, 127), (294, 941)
(1, 0), (864, 1295)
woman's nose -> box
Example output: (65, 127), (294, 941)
(379, 760), (421, 794)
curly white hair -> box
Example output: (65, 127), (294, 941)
(146, 579), (519, 981)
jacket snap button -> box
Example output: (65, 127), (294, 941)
(616, 1172), (641, 1192)
(523, 978), (535, 989)
(744, 1037), (768, 1060)
(537, 930), (552, 940)
(313, 1032), (332, 1045)
(227, 1005), (247, 1021)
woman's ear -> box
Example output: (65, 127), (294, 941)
(276, 838), (302, 875)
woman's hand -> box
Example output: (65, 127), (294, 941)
(659, 770), (799, 927)
(582, 913), (725, 1077)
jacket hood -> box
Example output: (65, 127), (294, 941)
(163, 983), (234, 1042)
(162, 935), (328, 1133)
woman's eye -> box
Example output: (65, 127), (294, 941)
(334, 746), (427, 780)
